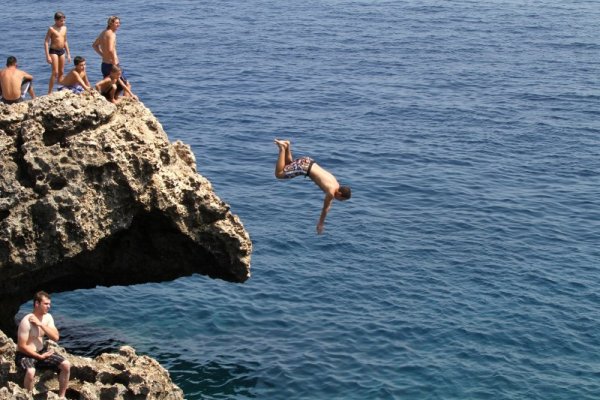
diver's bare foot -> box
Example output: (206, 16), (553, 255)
(274, 139), (289, 149)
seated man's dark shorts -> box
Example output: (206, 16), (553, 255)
(15, 347), (65, 371)
(1, 97), (23, 105)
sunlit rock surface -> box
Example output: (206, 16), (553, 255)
(0, 91), (252, 332)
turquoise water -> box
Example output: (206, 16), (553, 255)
(6, 0), (600, 398)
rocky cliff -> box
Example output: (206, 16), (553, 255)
(0, 91), (252, 333)
(0, 91), (252, 396)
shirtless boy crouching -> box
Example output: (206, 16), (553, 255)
(94, 65), (137, 103)
(59, 56), (91, 94)
(16, 291), (71, 398)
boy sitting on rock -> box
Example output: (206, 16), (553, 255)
(94, 65), (136, 103)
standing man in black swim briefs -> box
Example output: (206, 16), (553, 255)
(44, 11), (71, 94)
(16, 291), (71, 398)
(274, 139), (351, 234)
(0, 56), (35, 104)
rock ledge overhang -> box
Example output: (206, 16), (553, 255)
(0, 91), (252, 332)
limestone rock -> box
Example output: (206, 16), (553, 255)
(0, 329), (183, 399)
(0, 91), (252, 332)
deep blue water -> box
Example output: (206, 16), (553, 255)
(4, 0), (600, 398)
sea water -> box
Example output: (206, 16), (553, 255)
(4, 0), (600, 398)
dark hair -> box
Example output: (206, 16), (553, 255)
(6, 56), (16, 67)
(34, 291), (50, 305)
(74, 56), (85, 66)
(110, 65), (121, 74)
(54, 11), (65, 20)
(338, 185), (351, 200)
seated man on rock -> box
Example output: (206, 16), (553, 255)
(15, 291), (71, 398)
(0, 56), (36, 104)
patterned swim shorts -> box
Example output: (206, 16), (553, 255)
(15, 348), (65, 371)
(282, 156), (315, 179)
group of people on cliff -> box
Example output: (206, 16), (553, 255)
(0, 13), (137, 105)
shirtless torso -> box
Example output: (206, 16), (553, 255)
(93, 18), (120, 67)
(60, 58), (91, 90)
(307, 163), (340, 198)
(18, 313), (54, 353)
(94, 30), (117, 64)
(0, 66), (32, 101)
(60, 70), (86, 88)
(45, 25), (68, 54)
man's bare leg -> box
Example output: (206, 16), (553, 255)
(274, 139), (292, 178)
(48, 54), (60, 94)
(27, 84), (36, 99)
(284, 140), (293, 164)
(57, 55), (65, 87)
(274, 139), (292, 161)
(58, 360), (70, 397)
(274, 139), (287, 177)
(24, 368), (35, 392)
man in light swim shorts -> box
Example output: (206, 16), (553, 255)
(274, 139), (351, 234)
(16, 291), (71, 398)
(59, 56), (91, 93)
